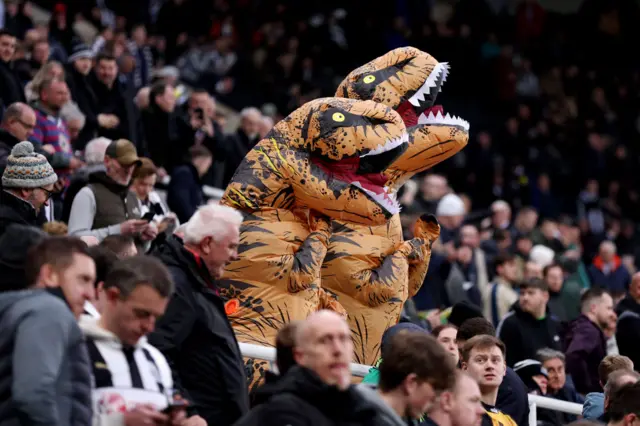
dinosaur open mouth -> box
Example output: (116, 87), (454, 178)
(396, 62), (469, 131)
(311, 133), (408, 214)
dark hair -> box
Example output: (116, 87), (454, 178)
(457, 317), (496, 342)
(95, 52), (116, 64)
(100, 235), (136, 258)
(87, 246), (119, 288)
(133, 157), (158, 180)
(494, 229), (511, 243)
(493, 253), (515, 274)
(520, 277), (549, 292)
(25, 237), (91, 287)
(0, 29), (16, 38)
(103, 255), (174, 299)
(543, 263), (563, 277)
(150, 81), (169, 102)
(275, 321), (300, 375)
(432, 324), (457, 338)
(189, 145), (212, 160)
(460, 335), (506, 363)
(608, 382), (640, 422)
(379, 331), (456, 393)
(581, 287), (611, 312)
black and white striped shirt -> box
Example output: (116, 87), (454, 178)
(79, 317), (174, 425)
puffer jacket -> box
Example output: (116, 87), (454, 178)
(0, 288), (92, 426)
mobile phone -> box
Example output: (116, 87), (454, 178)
(161, 400), (189, 414)
(141, 212), (155, 222)
(194, 107), (204, 120)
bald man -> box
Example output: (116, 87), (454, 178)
(616, 272), (640, 371)
(235, 311), (379, 426)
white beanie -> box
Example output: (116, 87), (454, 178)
(529, 245), (555, 268)
(436, 193), (465, 217)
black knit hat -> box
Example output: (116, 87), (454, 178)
(0, 224), (48, 291)
(448, 301), (484, 327)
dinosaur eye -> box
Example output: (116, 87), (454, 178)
(363, 75), (376, 84)
(332, 112), (345, 122)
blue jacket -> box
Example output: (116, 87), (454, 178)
(582, 392), (604, 420)
(167, 163), (205, 223)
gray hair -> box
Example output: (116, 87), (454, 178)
(604, 369), (640, 397)
(103, 255), (174, 299)
(84, 137), (111, 165)
(60, 102), (86, 129)
(240, 107), (261, 120)
(536, 348), (566, 364)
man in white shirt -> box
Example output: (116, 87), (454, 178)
(81, 255), (206, 426)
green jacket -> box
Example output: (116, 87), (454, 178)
(362, 358), (382, 385)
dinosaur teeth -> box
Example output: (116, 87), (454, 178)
(352, 181), (401, 215)
(417, 111), (470, 132)
(360, 131), (409, 158)
(408, 62), (449, 107)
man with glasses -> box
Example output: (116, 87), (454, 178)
(0, 140), (58, 237)
(0, 102), (73, 178)
(68, 139), (156, 245)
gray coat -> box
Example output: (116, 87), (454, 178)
(0, 288), (92, 426)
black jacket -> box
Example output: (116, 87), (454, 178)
(616, 296), (640, 373)
(65, 65), (99, 150)
(0, 60), (26, 109)
(220, 129), (259, 189)
(141, 100), (180, 170)
(237, 366), (380, 426)
(90, 73), (140, 147)
(148, 235), (249, 426)
(496, 304), (562, 367)
(496, 367), (530, 426)
(563, 314), (607, 394)
(0, 190), (40, 238)
(167, 164), (204, 223)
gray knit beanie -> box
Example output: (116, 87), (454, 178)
(2, 141), (58, 188)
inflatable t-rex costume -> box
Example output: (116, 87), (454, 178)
(325, 47), (471, 364)
(218, 97), (410, 384)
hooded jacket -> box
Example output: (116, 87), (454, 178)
(563, 314), (606, 395)
(615, 295), (640, 370)
(79, 316), (174, 426)
(582, 392), (604, 420)
(236, 366), (380, 426)
(496, 303), (562, 367)
(0, 288), (92, 426)
(147, 235), (249, 426)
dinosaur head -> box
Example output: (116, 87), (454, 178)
(336, 47), (470, 191)
(273, 97), (409, 224)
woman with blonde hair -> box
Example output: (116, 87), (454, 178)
(24, 60), (66, 102)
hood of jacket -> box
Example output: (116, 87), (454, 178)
(356, 384), (407, 426)
(582, 392), (604, 420)
(251, 366), (378, 418)
(0, 289), (37, 314)
(79, 315), (149, 349)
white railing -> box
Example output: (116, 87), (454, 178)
(238, 342), (584, 426)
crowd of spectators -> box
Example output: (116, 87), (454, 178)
(1, 0), (640, 426)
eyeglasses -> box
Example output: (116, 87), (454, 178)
(39, 187), (55, 200)
(16, 119), (36, 131)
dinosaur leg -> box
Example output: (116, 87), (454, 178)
(408, 214), (441, 298)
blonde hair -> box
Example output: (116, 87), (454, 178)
(42, 221), (68, 236)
